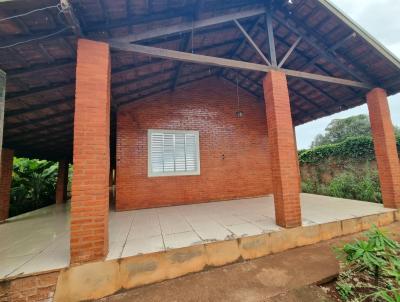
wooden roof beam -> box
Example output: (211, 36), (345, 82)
(117, 71), (217, 107)
(232, 69), (329, 116)
(60, 0), (83, 37)
(110, 42), (373, 89)
(6, 109), (74, 131)
(233, 19), (271, 66)
(5, 97), (73, 117)
(265, 11), (277, 66)
(110, 8), (266, 44)
(5, 120), (73, 142)
(273, 12), (376, 86)
(278, 36), (302, 68)
(171, 0), (205, 91)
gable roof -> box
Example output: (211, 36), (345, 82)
(0, 0), (399, 160)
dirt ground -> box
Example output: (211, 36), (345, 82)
(98, 222), (400, 302)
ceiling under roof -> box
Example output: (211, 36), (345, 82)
(0, 0), (399, 161)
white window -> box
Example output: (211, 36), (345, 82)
(148, 129), (200, 177)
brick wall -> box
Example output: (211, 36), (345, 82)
(70, 39), (110, 263)
(367, 88), (400, 209)
(263, 71), (301, 228)
(116, 78), (272, 210)
(0, 271), (59, 302)
(0, 148), (14, 221)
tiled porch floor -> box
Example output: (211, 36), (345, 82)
(0, 193), (395, 279)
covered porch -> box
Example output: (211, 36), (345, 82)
(0, 2), (400, 300)
(0, 193), (397, 279)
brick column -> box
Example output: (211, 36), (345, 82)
(0, 149), (14, 221)
(293, 126), (302, 192)
(71, 39), (111, 264)
(55, 159), (69, 204)
(263, 71), (301, 228)
(367, 88), (400, 208)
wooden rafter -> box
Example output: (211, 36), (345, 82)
(273, 12), (375, 85)
(111, 8), (266, 44)
(265, 11), (277, 66)
(233, 19), (271, 66)
(110, 42), (372, 89)
(278, 37), (302, 68)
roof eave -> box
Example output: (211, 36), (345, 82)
(319, 0), (400, 71)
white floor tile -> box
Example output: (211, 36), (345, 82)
(164, 231), (203, 249)
(122, 235), (165, 257)
(0, 255), (33, 278)
(0, 193), (395, 279)
(190, 221), (233, 241)
(227, 223), (263, 237)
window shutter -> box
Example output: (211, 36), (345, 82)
(149, 130), (200, 176)
(150, 133), (164, 173)
(175, 133), (186, 172)
(185, 134), (197, 172)
(163, 133), (175, 172)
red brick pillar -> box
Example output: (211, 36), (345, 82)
(367, 88), (400, 208)
(0, 149), (14, 221)
(293, 126), (302, 192)
(71, 39), (111, 264)
(263, 71), (301, 228)
(55, 159), (69, 204)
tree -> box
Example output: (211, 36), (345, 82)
(311, 114), (400, 147)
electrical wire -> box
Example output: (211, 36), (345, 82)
(0, 27), (71, 49)
(0, 1), (71, 49)
(0, 4), (62, 22)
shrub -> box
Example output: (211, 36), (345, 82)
(302, 162), (382, 204)
(299, 135), (400, 165)
(10, 158), (59, 217)
(334, 226), (400, 301)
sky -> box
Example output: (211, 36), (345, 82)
(295, 0), (400, 149)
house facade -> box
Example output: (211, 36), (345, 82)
(0, 0), (399, 268)
(116, 78), (273, 210)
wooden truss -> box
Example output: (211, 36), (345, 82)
(108, 7), (373, 90)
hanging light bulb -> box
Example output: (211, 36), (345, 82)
(235, 75), (244, 118)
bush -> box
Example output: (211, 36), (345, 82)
(302, 162), (382, 204)
(299, 136), (400, 165)
(332, 226), (400, 301)
(10, 158), (59, 217)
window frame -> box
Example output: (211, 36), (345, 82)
(147, 129), (201, 177)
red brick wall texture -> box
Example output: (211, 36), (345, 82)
(263, 71), (302, 228)
(0, 271), (59, 302)
(71, 39), (110, 264)
(0, 148), (14, 221)
(116, 77), (273, 210)
(367, 88), (400, 209)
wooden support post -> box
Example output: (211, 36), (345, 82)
(56, 159), (69, 204)
(266, 12), (277, 67)
(0, 70), (5, 162)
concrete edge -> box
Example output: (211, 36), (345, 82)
(9, 210), (398, 301)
